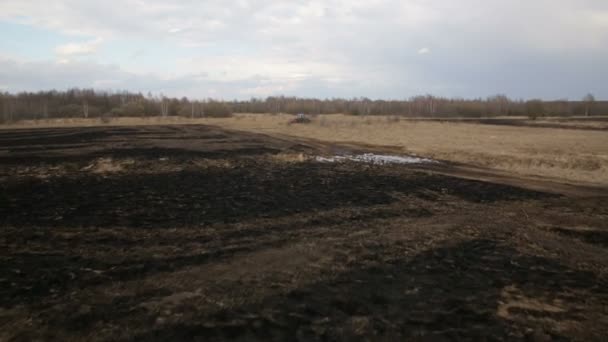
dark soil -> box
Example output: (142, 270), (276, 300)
(1, 125), (607, 341)
(408, 117), (608, 131)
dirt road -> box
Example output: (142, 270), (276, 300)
(1, 125), (607, 341)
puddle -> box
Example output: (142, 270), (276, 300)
(315, 153), (436, 165)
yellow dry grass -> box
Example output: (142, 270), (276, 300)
(206, 114), (608, 186)
(3, 114), (608, 185)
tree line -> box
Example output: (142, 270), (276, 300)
(0, 89), (604, 123)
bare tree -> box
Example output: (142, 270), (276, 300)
(83, 99), (89, 118)
(583, 93), (595, 117)
(40, 99), (48, 121)
(4, 98), (14, 122)
(2, 89), (608, 122)
(2, 98), (8, 123)
(488, 94), (510, 116)
(160, 96), (169, 117)
(526, 99), (544, 120)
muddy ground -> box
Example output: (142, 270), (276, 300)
(408, 117), (608, 131)
(1, 125), (607, 341)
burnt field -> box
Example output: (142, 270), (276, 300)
(1, 125), (608, 341)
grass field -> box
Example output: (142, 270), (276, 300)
(4, 114), (608, 185)
(205, 114), (608, 185)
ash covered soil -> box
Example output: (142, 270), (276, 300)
(1, 125), (607, 341)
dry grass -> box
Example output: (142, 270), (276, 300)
(3, 114), (608, 185)
(205, 114), (608, 186)
(2, 116), (200, 128)
(82, 158), (134, 174)
(270, 152), (309, 163)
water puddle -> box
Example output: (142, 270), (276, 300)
(315, 153), (436, 165)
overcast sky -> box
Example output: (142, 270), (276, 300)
(0, 0), (607, 100)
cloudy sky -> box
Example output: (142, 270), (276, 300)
(0, 0), (607, 100)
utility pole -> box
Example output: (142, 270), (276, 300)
(43, 100), (48, 120)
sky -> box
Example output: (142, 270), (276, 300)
(0, 0), (607, 100)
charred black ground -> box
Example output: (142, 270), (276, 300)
(1, 125), (607, 341)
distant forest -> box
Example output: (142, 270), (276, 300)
(0, 89), (605, 123)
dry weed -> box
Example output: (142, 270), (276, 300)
(271, 153), (309, 163)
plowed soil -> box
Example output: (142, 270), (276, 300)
(1, 125), (607, 341)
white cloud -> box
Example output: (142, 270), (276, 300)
(0, 56), (356, 99)
(0, 0), (607, 99)
(55, 38), (103, 57)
